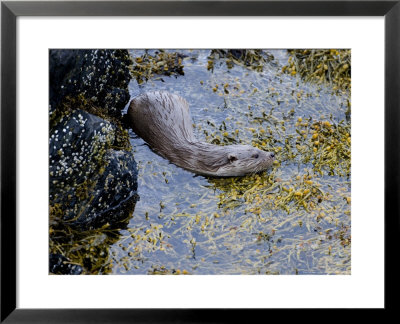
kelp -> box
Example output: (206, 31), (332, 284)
(207, 49), (275, 72)
(282, 49), (351, 91)
(130, 50), (185, 84)
(49, 197), (138, 274)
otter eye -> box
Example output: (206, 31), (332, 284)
(228, 154), (238, 163)
(252, 154), (259, 159)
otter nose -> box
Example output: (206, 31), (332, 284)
(270, 152), (275, 158)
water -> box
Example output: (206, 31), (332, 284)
(108, 49), (351, 275)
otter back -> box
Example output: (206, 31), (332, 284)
(128, 92), (196, 154)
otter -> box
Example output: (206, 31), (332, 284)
(127, 91), (275, 177)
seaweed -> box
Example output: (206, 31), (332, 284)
(282, 49), (351, 91)
(130, 50), (185, 84)
(207, 49), (275, 72)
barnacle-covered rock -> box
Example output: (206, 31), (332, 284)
(49, 110), (138, 229)
(49, 49), (132, 118)
(49, 254), (83, 275)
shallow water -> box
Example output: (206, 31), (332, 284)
(108, 49), (351, 275)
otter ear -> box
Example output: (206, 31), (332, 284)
(228, 153), (238, 163)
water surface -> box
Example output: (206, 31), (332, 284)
(109, 49), (351, 275)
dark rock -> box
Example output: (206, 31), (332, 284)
(49, 110), (138, 229)
(227, 49), (246, 60)
(49, 49), (133, 118)
(49, 254), (83, 275)
(49, 49), (138, 273)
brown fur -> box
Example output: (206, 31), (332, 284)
(128, 91), (274, 177)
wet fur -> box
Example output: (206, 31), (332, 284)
(128, 91), (274, 177)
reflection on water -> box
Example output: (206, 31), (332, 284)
(108, 49), (351, 275)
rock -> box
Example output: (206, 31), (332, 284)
(49, 49), (138, 273)
(49, 110), (138, 229)
(49, 254), (83, 275)
(49, 49), (132, 118)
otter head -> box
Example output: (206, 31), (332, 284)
(215, 145), (275, 177)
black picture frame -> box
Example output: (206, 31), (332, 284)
(1, 0), (398, 322)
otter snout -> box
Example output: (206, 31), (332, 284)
(259, 150), (274, 160)
(257, 150), (275, 172)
